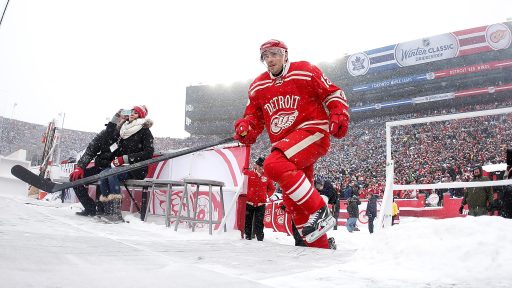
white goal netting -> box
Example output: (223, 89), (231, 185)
(377, 106), (512, 229)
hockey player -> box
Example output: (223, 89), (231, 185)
(234, 39), (350, 249)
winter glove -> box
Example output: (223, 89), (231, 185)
(234, 118), (258, 145)
(458, 205), (464, 214)
(69, 167), (85, 182)
(112, 156), (125, 167)
(329, 110), (350, 138)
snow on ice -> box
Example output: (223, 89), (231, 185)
(0, 193), (511, 288)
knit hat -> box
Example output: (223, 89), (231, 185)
(133, 105), (148, 118)
(255, 157), (265, 167)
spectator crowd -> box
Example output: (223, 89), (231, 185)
(2, 99), (511, 202)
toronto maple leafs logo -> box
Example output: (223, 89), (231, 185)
(351, 56), (366, 71)
(347, 52), (370, 76)
(270, 110), (298, 134)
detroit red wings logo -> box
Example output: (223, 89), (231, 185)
(270, 111), (298, 134)
(490, 29), (507, 43)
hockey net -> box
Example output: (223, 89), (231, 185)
(377, 106), (512, 229)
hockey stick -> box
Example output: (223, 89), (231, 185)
(122, 182), (141, 212)
(11, 136), (235, 193)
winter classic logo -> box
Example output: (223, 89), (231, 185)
(347, 52), (370, 76)
(486, 23), (512, 50)
(270, 111), (298, 134)
(395, 33), (459, 67)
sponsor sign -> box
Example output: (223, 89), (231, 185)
(413, 93), (454, 104)
(346, 22), (512, 76)
(434, 59), (512, 79)
(395, 34), (459, 67)
(352, 74), (428, 92)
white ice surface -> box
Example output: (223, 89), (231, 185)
(1, 193), (511, 288)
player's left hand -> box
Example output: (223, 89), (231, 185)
(329, 111), (349, 138)
(234, 118), (258, 145)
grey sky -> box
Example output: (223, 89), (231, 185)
(0, 0), (510, 137)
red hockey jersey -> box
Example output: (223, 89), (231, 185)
(243, 61), (348, 144)
(244, 169), (275, 205)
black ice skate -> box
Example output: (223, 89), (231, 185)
(302, 205), (336, 243)
(328, 237), (337, 250)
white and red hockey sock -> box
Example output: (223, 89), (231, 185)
(279, 170), (324, 214)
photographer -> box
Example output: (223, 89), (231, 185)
(459, 165), (493, 216)
(502, 149), (512, 218)
(69, 110), (124, 216)
(315, 178), (339, 230)
(346, 195), (361, 232)
(502, 167), (512, 218)
(99, 105), (154, 222)
(365, 191), (378, 233)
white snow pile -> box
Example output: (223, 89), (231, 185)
(1, 193), (511, 288)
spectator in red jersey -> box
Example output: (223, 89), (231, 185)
(243, 157), (275, 241)
(234, 39), (349, 249)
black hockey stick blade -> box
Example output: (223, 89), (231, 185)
(12, 136), (235, 193)
(11, 165), (56, 192)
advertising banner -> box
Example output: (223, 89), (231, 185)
(147, 145), (248, 230)
(346, 22), (512, 77)
(394, 33), (459, 67)
(352, 74), (428, 92)
(351, 58), (512, 93)
(412, 93), (454, 104)
(433, 59), (512, 79)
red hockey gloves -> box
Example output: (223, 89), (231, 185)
(329, 110), (350, 138)
(69, 167), (85, 182)
(234, 118), (258, 145)
(112, 156), (125, 167)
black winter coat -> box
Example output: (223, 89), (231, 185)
(366, 195), (378, 218)
(347, 197), (361, 218)
(114, 121), (154, 180)
(77, 122), (119, 170)
(502, 185), (512, 218)
(319, 180), (338, 205)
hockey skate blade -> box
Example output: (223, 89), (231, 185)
(304, 216), (336, 243)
